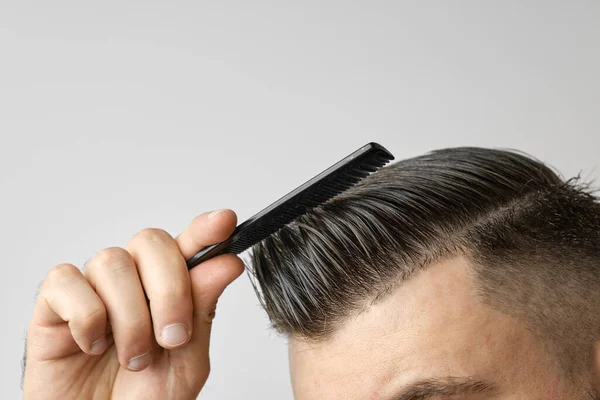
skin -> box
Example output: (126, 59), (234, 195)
(23, 211), (599, 399)
(289, 257), (593, 399)
(24, 210), (245, 400)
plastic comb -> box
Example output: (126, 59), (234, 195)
(186, 142), (394, 269)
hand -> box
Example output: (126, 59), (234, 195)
(23, 210), (245, 400)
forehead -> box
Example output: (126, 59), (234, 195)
(288, 257), (563, 399)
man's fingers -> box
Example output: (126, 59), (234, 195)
(31, 264), (109, 358)
(84, 247), (154, 371)
(167, 253), (245, 379)
(125, 228), (194, 351)
(175, 209), (238, 259)
(190, 254), (245, 324)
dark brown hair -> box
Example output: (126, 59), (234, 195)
(249, 147), (600, 377)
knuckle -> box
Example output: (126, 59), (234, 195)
(94, 247), (134, 271)
(134, 228), (172, 244)
(46, 263), (79, 284)
(195, 303), (218, 324)
(119, 319), (152, 340)
(205, 306), (217, 322)
(121, 320), (145, 335)
(73, 305), (106, 332)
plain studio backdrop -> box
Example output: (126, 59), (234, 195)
(1, 1), (599, 399)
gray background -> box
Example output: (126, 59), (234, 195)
(1, 1), (599, 399)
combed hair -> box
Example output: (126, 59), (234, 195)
(248, 147), (600, 377)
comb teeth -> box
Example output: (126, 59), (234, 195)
(186, 143), (395, 268)
(224, 145), (394, 255)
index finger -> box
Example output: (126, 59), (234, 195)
(175, 209), (238, 259)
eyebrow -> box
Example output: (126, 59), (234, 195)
(390, 377), (500, 400)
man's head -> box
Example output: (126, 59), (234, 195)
(249, 147), (600, 399)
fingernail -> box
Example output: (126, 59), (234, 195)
(128, 350), (151, 371)
(91, 337), (107, 354)
(161, 323), (190, 346)
(208, 209), (227, 219)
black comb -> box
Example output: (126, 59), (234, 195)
(186, 142), (394, 269)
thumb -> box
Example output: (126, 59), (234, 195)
(166, 253), (244, 381)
